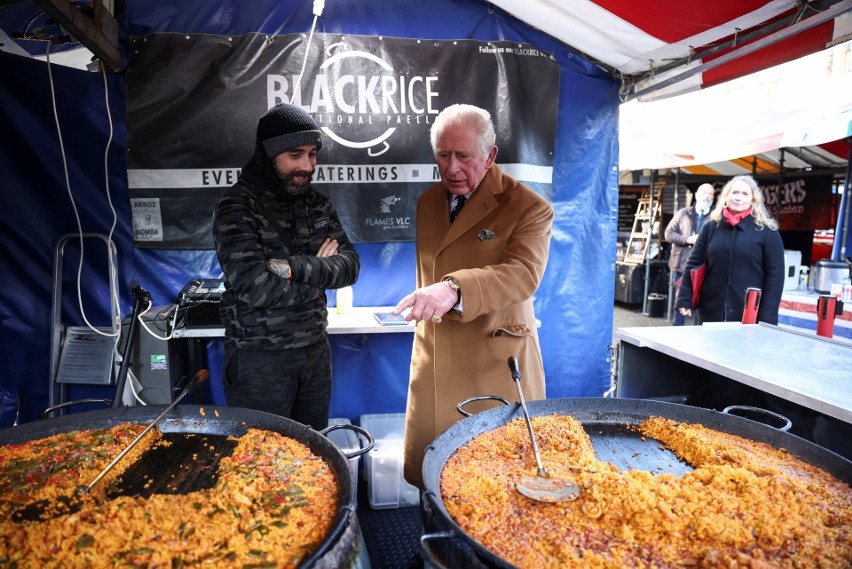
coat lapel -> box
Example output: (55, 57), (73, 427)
(436, 166), (502, 256)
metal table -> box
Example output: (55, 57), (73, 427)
(169, 306), (416, 413)
(614, 323), (852, 458)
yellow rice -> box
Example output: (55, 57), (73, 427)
(441, 414), (852, 568)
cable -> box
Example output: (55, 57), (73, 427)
(291, 0), (325, 100)
(98, 63), (122, 344)
(137, 300), (178, 341)
(20, 9), (46, 38)
(97, 63), (125, 357)
(150, 306), (175, 332)
(46, 44), (121, 340)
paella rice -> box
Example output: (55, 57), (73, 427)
(0, 423), (338, 568)
(441, 414), (852, 568)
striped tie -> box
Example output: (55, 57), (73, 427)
(450, 195), (466, 223)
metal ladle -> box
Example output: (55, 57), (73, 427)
(78, 368), (210, 494)
(508, 357), (580, 502)
(12, 369), (209, 522)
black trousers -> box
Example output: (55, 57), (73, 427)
(224, 339), (332, 430)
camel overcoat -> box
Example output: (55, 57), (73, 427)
(403, 164), (553, 489)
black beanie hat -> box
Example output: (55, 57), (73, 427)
(258, 103), (323, 158)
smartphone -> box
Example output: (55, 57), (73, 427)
(373, 312), (410, 326)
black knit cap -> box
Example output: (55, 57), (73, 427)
(258, 103), (323, 158)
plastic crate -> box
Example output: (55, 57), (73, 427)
(326, 418), (361, 496)
(359, 413), (420, 509)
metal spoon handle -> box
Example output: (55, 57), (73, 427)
(508, 357), (547, 478)
(82, 369), (209, 492)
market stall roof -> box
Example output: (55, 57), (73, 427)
(490, 0), (852, 101)
(1, 1), (851, 101)
(678, 139), (850, 177)
(619, 38), (852, 171)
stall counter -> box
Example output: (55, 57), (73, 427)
(614, 323), (852, 458)
(172, 306), (415, 338)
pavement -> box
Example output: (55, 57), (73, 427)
(612, 294), (706, 337)
(613, 300), (679, 343)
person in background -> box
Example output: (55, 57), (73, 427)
(676, 175), (784, 324)
(392, 104), (554, 489)
(213, 103), (360, 429)
(665, 183), (715, 325)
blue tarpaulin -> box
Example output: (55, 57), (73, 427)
(0, 0), (619, 425)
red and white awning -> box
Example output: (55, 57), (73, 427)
(677, 140), (850, 177)
(491, 0), (852, 101)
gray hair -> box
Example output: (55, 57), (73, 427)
(430, 104), (496, 157)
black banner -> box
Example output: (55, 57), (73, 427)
(126, 32), (560, 248)
(760, 175), (834, 231)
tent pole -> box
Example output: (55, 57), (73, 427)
(667, 169), (680, 322)
(835, 137), (852, 261)
(775, 149), (786, 222)
(642, 170), (655, 316)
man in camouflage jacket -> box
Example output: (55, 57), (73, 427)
(213, 103), (360, 429)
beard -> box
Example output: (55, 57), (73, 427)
(276, 167), (312, 196)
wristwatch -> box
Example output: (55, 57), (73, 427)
(443, 277), (461, 304)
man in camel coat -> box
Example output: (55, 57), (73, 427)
(393, 104), (554, 489)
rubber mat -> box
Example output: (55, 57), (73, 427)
(357, 482), (422, 568)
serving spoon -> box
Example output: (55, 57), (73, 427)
(508, 357), (580, 502)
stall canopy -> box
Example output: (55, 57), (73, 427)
(619, 38), (852, 171)
(494, 0), (852, 101)
(2, 0), (851, 101)
(676, 140), (850, 177)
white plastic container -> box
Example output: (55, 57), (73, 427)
(359, 413), (420, 509)
(782, 250), (802, 290)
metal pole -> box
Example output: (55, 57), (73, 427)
(836, 138), (852, 261)
(667, 169), (680, 321)
(113, 281), (152, 408)
(642, 171), (655, 315)
(776, 149), (785, 223)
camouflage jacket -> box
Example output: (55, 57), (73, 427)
(213, 158), (360, 350)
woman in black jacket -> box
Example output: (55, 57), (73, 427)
(676, 175), (785, 324)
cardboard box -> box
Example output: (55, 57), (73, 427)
(359, 413), (420, 509)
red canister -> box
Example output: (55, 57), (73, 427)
(816, 295), (844, 338)
(741, 288), (762, 324)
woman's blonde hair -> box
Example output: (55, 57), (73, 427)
(710, 174), (778, 231)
